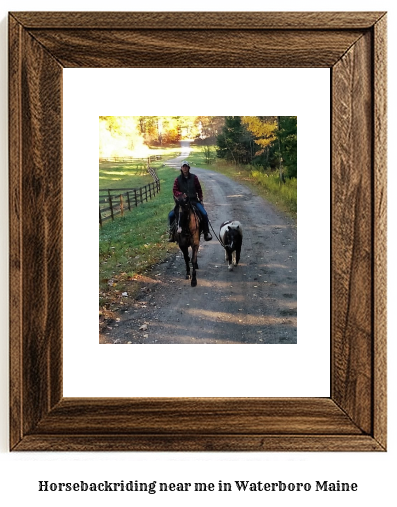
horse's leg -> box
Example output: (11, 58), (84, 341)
(180, 245), (190, 279)
(191, 251), (197, 286)
(192, 244), (199, 270)
(190, 241), (199, 286)
(191, 263), (197, 287)
(190, 214), (199, 270)
(189, 222), (200, 286)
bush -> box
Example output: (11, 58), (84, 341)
(251, 170), (297, 213)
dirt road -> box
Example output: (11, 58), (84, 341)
(100, 144), (297, 344)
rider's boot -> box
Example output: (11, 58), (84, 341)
(168, 224), (175, 242)
(203, 222), (212, 241)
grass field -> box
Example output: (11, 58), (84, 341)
(99, 161), (153, 189)
(99, 146), (179, 190)
(99, 160), (179, 308)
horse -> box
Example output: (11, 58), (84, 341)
(219, 220), (243, 271)
(174, 195), (201, 287)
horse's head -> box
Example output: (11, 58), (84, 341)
(176, 194), (189, 209)
(175, 195), (191, 233)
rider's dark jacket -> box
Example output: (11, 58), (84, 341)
(173, 173), (203, 202)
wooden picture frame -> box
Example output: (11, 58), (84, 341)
(9, 11), (387, 451)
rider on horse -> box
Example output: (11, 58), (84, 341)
(168, 161), (212, 242)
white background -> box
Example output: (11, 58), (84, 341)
(63, 67), (330, 397)
(0, 1), (395, 507)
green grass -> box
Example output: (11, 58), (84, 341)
(251, 170), (297, 214)
(99, 146), (180, 190)
(99, 164), (178, 307)
(99, 161), (154, 189)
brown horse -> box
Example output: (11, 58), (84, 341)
(175, 196), (201, 287)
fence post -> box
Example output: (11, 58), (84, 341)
(127, 191), (131, 211)
(140, 187), (143, 204)
(134, 189), (138, 207)
(109, 194), (114, 221)
(99, 206), (102, 227)
(120, 194), (124, 217)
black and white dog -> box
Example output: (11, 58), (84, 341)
(219, 220), (243, 271)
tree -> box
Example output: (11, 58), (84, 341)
(137, 116), (161, 145)
(242, 116), (278, 171)
(241, 116), (277, 151)
(201, 145), (215, 164)
(99, 116), (144, 158)
(277, 116), (297, 178)
(241, 116), (297, 179)
(216, 116), (255, 165)
(197, 116), (225, 141)
(176, 116), (200, 139)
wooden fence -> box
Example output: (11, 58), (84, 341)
(99, 155), (163, 164)
(99, 169), (160, 226)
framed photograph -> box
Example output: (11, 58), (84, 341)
(9, 11), (387, 451)
(63, 69), (329, 400)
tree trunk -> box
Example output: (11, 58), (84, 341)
(277, 116), (283, 182)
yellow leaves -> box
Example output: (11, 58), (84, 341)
(242, 116), (277, 147)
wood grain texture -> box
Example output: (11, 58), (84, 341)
(11, 11), (386, 29)
(9, 16), (64, 448)
(21, 28), (64, 432)
(9, 11), (387, 452)
(31, 398), (362, 435)
(373, 14), (387, 449)
(9, 15), (23, 450)
(27, 29), (363, 68)
(14, 435), (383, 452)
(332, 32), (373, 434)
